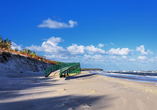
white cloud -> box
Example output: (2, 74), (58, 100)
(147, 57), (157, 63)
(26, 37), (106, 60)
(25, 45), (44, 51)
(86, 45), (105, 54)
(111, 56), (136, 62)
(136, 45), (148, 55)
(83, 54), (108, 62)
(68, 20), (78, 28)
(11, 42), (22, 50)
(98, 43), (104, 48)
(147, 49), (153, 54)
(122, 56), (127, 59)
(137, 56), (147, 60)
(67, 44), (85, 55)
(110, 56), (121, 61)
(26, 37), (65, 54)
(38, 18), (77, 29)
(45, 55), (69, 60)
(45, 37), (63, 46)
(25, 36), (156, 64)
(42, 42), (65, 53)
(128, 58), (136, 62)
(147, 58), (155, 63)
(136, 56), (157, 63)
(107, 48), (132, 55)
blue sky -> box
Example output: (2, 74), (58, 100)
(0, 0), (157, 70)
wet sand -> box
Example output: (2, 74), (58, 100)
(1, 71), (157, 110)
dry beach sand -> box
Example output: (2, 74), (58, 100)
(1, 71), (157, 110)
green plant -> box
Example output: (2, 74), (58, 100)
(27, 49), (32, 54)
(0, 37), (58, 65)
(0, 36), (12, 49)
(19, 50), (23, 53)
(32, 51), (36, 57)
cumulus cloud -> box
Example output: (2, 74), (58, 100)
(110, 56), (136, 62)
(107, 48), (132, 55)
(67, 44), (85, 55)
(26, 37), (65, 54)
(45, 37), (64, 46)
(83, 54), (108, 62)
(86, 45), (105, 54)
(137, 56), (147, 60)
(98, 43), (104, 48)
(137, 56), (157, 63)
(25, 36), (156, 64)
(38, 18), (77, 29)
(136, 45), (148, 55)
(11, 42), (22, 50)
(26, 38), (107, 61)
(42, 42), (65, 53)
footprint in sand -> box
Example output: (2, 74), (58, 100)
(56, 103), (67, 107)
(80, 103), (90, 109)
(148, 96), (151, 99)
(58, 88), (68, 93)
(56, 98), (80, 108)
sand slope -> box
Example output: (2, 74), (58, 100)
(0, 71), (157, 110)
(48, 69), (60, 78)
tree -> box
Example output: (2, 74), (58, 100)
(3, 38), (12, 49)
(0, 36), (12, 49)
(6, 38), (12, 49)
(27, 49), (32, 54)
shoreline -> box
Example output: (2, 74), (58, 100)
(90, 71), (157, 83)
(1, 71), (157, 110)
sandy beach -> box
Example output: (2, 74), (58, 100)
(1, 71), (157, 110)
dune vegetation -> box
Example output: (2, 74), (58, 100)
(0, 36), (57, 65)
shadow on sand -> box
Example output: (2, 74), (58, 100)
(0, 72), (115, 110)
(65, 73), (97, 80)
(0, 94), (113, 110)
(0, 73), (60, 100)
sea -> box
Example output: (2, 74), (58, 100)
(90, 71), (157, 83)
